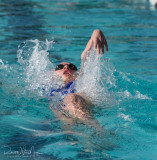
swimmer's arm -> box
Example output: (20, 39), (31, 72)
(81, 29), (108, 61)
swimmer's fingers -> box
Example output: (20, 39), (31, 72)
(88, 39), (93, 51)
(86, 39), (93, 52)
(102, 45), (104, 54)
(93, 39), (101, 54)
(97, 39), (105, 55)
(103, 37), (108, 52)
(97, 44), (100, 55)
(99, 37), (108, 54)
(90, 30), (108, 55)
(94, 39), (98, 50)
(100, 39), (105, 54)
(97, 40), (101, 55)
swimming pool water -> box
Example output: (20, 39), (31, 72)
(0, 0), (157, 160)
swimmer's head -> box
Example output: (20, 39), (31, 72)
(55, 62), (78, 84)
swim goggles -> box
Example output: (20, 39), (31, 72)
(55, 63), (78, 71)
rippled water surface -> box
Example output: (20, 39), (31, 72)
(0, 0), (157, 160)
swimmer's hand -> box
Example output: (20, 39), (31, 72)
(81, 29), (108, 59)
(90, 29), (108, 54)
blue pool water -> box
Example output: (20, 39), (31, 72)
(0, 0), (157, 160)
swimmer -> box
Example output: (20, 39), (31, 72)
(50, 29), (108, 122)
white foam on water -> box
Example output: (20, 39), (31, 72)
(119, 90), (152, 100)
(119, 112), (133, 122)
(0, 59), (8, 69)
(135, 90), (152, 100)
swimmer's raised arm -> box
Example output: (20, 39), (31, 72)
(81, 29), (108, 61)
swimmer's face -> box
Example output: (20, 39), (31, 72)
(55, 62), (77, 82)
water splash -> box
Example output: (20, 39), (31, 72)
(76, 48), (117, 107)
(75, 47), (153, 111)
(16, 39), (63, 96)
